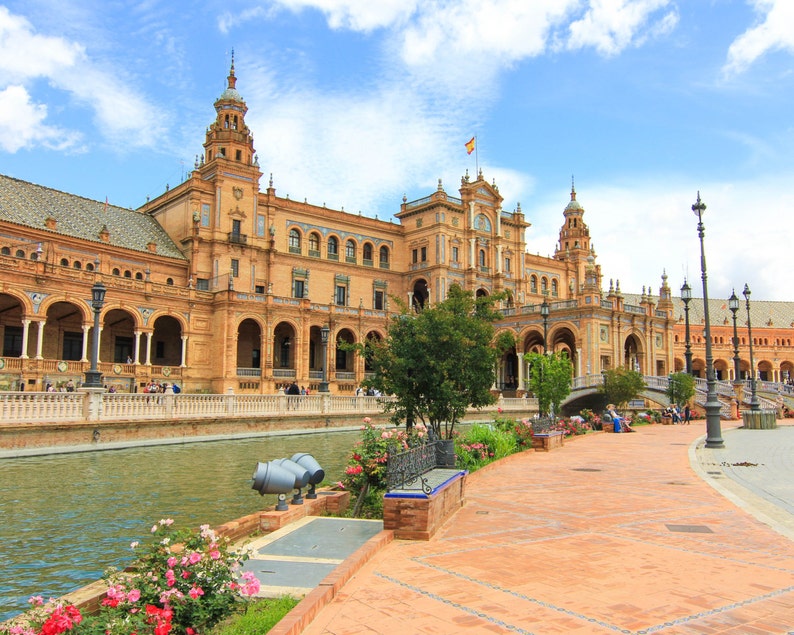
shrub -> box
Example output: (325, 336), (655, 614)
(1, 521), (260, 635)
(455, 424), (516, 470)
(553, 417), (590, 436)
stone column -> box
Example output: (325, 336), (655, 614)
(20, 319), (30, 358)
(35, 320), (45, 359)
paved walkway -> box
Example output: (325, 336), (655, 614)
(296, 421), (794, 634)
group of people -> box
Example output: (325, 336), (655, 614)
(664, 403), (691, 424)
(355, 386), (381, 397)
(283, 382), (309, 395)
(142, 381), (180, 394)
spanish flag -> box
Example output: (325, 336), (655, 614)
(465, 136), (475, 155)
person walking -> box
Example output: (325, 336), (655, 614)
(684, 403), (691, 425)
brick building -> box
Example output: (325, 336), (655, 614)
(0, 62), (791, 394)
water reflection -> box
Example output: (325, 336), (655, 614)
(0, 430), (358, 621)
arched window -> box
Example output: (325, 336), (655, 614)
(112, 268), (121, 276)
(309, 232), (320, 254)
(166, 278), (174, 285)
(327, 236), (339, 258)
(345, 239), (356, 261)
(85, 262), (94, 272)
(73, 261), (82, 270)
(551, 279), (558, 296)
(541, 277), (548, 294)
(135, 272), (144, 280)
(288, 229), (301, 253)
(15, 249), (24, 258)
(363, 243), (373, 262)
(60, 258), (69, 266)
(124, 270), (132, 278)
(530, 275), (538, 293)
(379, 245), (390, 267)
(479, 249), (486, 267)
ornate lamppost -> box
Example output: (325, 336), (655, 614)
(728, 290), (741, 383)
(540, 297), (550, 354)
(742, 284), (760, 411)
(680, 280), (693, 374)
(319, 325), (330, 393)
(83, 281), (107, 389)
(692, 193), (724, 448)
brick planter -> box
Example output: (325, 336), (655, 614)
(383, 471), (467, 540)
(532, 430), (565, 451)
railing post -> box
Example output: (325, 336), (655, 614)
(81, 388), (104, 422)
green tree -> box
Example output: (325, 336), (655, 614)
(362, 284), (514, 439)
(667, 372), (695, 405)
(600, 366), (646, 408)
(523, 352), (573, 416)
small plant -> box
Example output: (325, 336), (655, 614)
(455, 424), (516, 470)
(553, 417), (590, 437)
(341, 418), (428, 517)
(1, 521), (260, 635)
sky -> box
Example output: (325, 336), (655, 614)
(0, 0), (793, 302)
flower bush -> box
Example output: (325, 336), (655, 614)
(553, 417), (590, 437)
(1, 520), (260, 635)
(454, 423), (516, 470)
(341, 418), (428, 493)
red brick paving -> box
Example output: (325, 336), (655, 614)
(296, 423), (794, 634)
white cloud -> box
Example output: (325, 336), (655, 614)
(0, 6), (84, 81)
(0, 85), (82, 152)
(565, 0), (677, 56)
(526, 176), (794, 302)
(723, 0), (794, 75)
(0, 5), (166, 154)
(268, 0), (419, 32)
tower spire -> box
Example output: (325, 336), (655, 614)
(227, 48), (237, 90)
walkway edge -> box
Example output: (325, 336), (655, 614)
(689, 427), (794, 541)
(267, 529), (394, 635)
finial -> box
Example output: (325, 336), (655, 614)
(227, 49), (237, 89)
(269, 173), (273, 188)
(437, 178), (443, 191)
(478, 167), (483, 179)
(570, 175), (576, 200)
(403, 193), (407, 203)
(194, 155), (199, 169)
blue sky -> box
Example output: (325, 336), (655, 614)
(1, 0), (793, 302)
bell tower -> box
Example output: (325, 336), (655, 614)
(201, 52), (257, 169)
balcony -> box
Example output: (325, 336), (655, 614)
(227, 232), (248, 245)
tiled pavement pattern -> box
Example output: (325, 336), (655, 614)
(298, 422), (794, 634)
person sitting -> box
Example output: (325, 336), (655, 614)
(607, 404), (634, 432)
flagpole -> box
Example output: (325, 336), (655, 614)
(474, 135), (479, 176)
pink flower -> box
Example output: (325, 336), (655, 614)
(240, 571), (261, 596)
(167, 557), (177, 568)
(363, 417), (371, 424)
(28, 596), (44, 606)
(188, 551), (202, 565)
(127, 589), (141, 603)
(188, 585), (204, 599)
(209, 549), (221, 560)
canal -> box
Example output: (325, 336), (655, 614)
(0, 429), (360, 621)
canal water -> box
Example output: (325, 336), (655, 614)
(0, 430), (360, 621)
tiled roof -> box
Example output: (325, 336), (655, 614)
(622, 292), (794, 329)
(0, 174), (186, 260)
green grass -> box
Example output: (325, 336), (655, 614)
(208, 596), (300, 635)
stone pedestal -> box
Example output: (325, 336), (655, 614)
(742, 410), (777, 430)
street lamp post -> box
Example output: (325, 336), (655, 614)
(728, 290), (741, 383)
(681, 280), (693, 374)
(742, 284), (760, 411)
(319, 325), (330, 393)
(83, 281), (107, 389)
(540, 298), (550, 354)
(692, 193), (724, 448)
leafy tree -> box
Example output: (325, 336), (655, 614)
(523, 352), (573, 416)
(667, 372), (695, 406)
(599, 366), (646, 408)
(362, 284), (514, 439)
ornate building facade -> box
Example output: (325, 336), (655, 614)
(0, 62), (791, 394)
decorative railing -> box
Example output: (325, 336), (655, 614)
(386, 440), (438, 493)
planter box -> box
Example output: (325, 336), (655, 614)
(602, 422), (614, 433)
(532, 430), (564, 451)
(742, 410), (777, 430)
(383, 471), (467, 540)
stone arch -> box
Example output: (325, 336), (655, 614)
(411, 278), (429, 311)
(334, 327), (357, 375)
(549, 325), (578, 374)
(273, 320), (298, 376)
(363, 330), (382, 374)
(101, 307), (139, 363)
(151, 315), (183, 367)
(44, 300), (91, 362)
(237, 318), (262, 370)
(757, 359), (773, 382)
(623, 332), (644, 373)
(713, 357), (730, 381)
